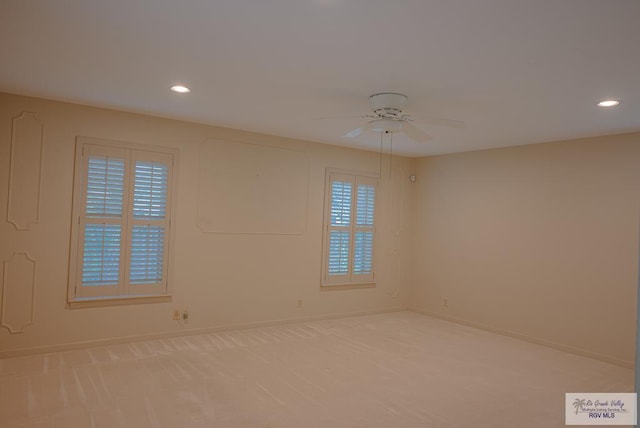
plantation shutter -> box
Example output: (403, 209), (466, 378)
(77, 146), (128, 297)
(322, 171), (377, 286)
(128, 157), (170, 291)
(352, 178), (376, 282)
(126, 152), (171, 295)
(328, 179), (352, 276)
(72, 141), (173, 300)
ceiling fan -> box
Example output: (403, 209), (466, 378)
(333, 93), (464, 143)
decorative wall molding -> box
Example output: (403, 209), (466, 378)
(1, 252), (37, 334)
(6, 111), (44, 231)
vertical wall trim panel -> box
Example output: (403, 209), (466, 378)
(0, 252), (37, 334)
(6, 111), (44, 231)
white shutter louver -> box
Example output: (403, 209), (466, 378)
(353, 231), (373, 274)
(82, 224), (122, 286)
(86, 156), (125, 217)
(328, 231), (350, 275)
(330, 181), (352, 226)
(133, 161), (168, 219)
(130, 225), (164, 284)
(356, 184), (375, 227)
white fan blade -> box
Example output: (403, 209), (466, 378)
(314, 114), (380, 121)
(342, 122), (372, 138)
(402, 122), (431, 142)
(343, 126), (365, 138)
(313, 115), (367, 120)
(415, 116), (465, 129)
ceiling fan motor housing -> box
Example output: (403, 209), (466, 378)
(369, 93), (408, 117)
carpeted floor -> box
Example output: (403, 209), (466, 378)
(0, 311), (633, 427)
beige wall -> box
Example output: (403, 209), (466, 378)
(409, 134), (640, 366)
(0, 92), (411, 356)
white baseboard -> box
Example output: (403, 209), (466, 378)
(0, 306), (407, 359)
(408, 307), (634, 369)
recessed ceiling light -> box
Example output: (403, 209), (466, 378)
(597, 99), (619, 107)
(171, 85), (190, 93)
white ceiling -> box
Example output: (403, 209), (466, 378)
(1, 1), (639, 157)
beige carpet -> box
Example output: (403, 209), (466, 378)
(0, 311), (633, 427)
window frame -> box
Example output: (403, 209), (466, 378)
(67, 136), (178, 307)
(321, 168), (378, 288)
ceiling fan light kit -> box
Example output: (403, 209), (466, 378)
(371, 118), (403, 133)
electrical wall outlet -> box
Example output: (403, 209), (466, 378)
(297, 299), (303, 308)
(182, 309), (189, 321)
(172, 310), (181, 321)
(443, 299), (449, 308)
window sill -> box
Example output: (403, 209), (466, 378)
(320, 283), (376, 291)
(68, 294), (172, 308)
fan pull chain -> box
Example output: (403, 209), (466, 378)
(378, 131), (384, 177)
(388, 131), (394, 229)
(389, 131), (393, 183)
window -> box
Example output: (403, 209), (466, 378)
(68, 137), (176, 305)
(321, 170), (377, 286)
